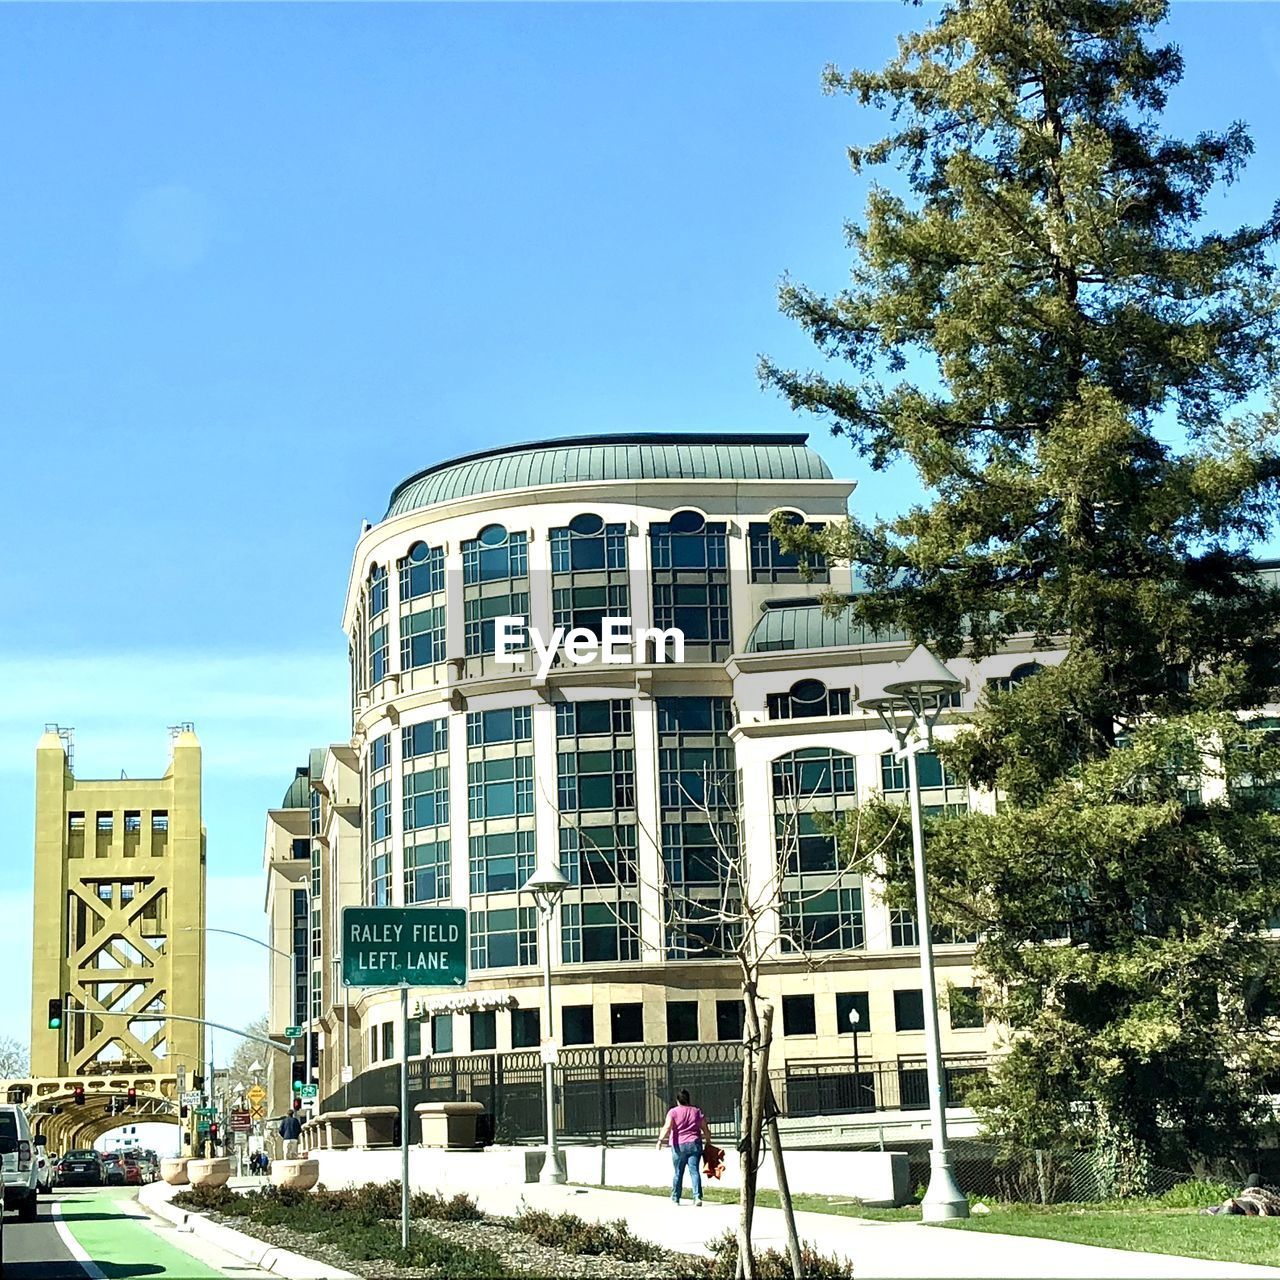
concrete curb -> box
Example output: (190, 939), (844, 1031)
(139, 1181), (357, 1280)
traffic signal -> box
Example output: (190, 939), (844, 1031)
(47, 998), (62, 1030)
(193, 1073), (205, 1092)
(126, 1087), (136, 1109)
(209, 1121), (219, 1140)
(73, 1085), (85, 1107)
(291, 1059), (306, 1087)
(180, 1104), (189, 1119)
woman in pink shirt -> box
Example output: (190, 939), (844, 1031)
(656, 1088), (712, 1205)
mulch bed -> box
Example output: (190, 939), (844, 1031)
(197, 1206), (702, 1279)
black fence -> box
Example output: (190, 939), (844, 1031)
(322, 1045), (991, 1147)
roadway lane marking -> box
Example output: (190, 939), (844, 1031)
(50, 1196), (107, 1280)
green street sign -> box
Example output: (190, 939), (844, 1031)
(196, 1107), (216, 1118)
(341, 906), (467, 989)
(285, 1026), (302, 1040)
(197, 1121), (210, 1135)
(300, 1084), (318, 1098)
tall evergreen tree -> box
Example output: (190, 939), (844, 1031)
(763, 0), (1280, 1167)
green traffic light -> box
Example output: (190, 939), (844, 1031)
(47, 998), (62, 1030)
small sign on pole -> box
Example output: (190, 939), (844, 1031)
(285, 1025), (302, 1040)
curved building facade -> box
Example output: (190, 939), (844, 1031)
(309, 432), (1035, 1109)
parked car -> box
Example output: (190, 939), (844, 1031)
(0, 1104), (39, 1222)
(57, 1150), (103, 1187)
(102, 1153), (124, 1186)
(33, 1143), (54, 1196)
(118, 1157), (143, 1187)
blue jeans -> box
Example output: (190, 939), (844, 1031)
(671, 1140), (703, 1203)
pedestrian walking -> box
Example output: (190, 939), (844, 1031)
(279, 1107), (303, 1159)
(657, 1088), (712, 1206)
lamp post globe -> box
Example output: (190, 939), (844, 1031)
(857, 643), (969, 1222)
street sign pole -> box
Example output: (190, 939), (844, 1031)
(400, 982), (410, 1250)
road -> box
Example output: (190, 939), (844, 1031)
(3, 1186), (272, 1279)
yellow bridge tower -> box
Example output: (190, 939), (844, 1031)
(29, 726), (206, 1083)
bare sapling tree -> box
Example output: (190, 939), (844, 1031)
(554, 755), (896, 1280)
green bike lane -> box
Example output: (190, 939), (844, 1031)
(51, 1187), (248, 1278)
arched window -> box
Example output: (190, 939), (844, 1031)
(987, 661), (1044, 693)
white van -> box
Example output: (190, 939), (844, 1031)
(0, 1104), (39, 1222)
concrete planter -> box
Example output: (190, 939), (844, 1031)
(160, 1158), (191, 1186)
(187, 1158), (232, 1189)
(271, 1158), (319, 1191)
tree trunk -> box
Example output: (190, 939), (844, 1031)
(736, 990), (772, 1280)
(766, 1115), (803, 1280)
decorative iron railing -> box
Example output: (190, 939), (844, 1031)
(322, 1044), (991, 1146)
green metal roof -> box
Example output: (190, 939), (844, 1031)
(383, 433), (834, 520)
(745, 599), (908, 654)
(280, 766), (311, 810)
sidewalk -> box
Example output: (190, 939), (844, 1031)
(466, 1182), (1280, 1280)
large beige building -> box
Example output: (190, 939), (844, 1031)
(267, 433), (1055, 1134)
(31, 727), (206, 1080)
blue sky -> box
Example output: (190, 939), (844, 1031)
(3, 2), (1279, 1050)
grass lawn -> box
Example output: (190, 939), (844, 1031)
(600, 1182), (1280, 1268)
(595, 1182), (920, 1221)
(945, 1205), (1280, 1269)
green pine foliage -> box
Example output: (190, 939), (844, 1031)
(764, 0), (1280, 1167)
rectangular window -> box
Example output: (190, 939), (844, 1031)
(403, 766), (449, 831)
(381, 1021), (394, 1060)
(469, 830), (536, 895)
(432, 1014), (453, 1054)
(369, 623), (390, 684)
(559, 825), (637, 886)
(369, 780), (392, 842)
(890, 910), (918, 949)
(464, 593), (529, 657)
(550, 522), (627, 572)
(400, 606), (447, 670)
(666, 1002), (699, 1042)
(470, 1011), (497, 1052)
(402, 719), (448, 760)
(406, 1019), (423, 1058)
(96, 812), (114, 833)
(562, 1005), (595, 1046)
(562, 900), (640, 964)
(881, 751), (959, 792)
(123, 811), (142, 833)
(894, 989), (926, 1032)
(781, 994), (816, 1037)
(371, 734), (392, 773)
(949, 986), (985, 1030)
(466, 706), (532, 746)
(468, 756), (533, 819)
(69, 812), (85, 833)
(610, 1002), (644, 1044)
(369, 1028), (378, 1064)
(836, 991), (871, 1035)
(649, 522), (731, 660)
(404, 840), (450, 903)
(511, 1008), (540, 1049)
(555, 698), (633, 738)
(780, 886), (864, 953)
(716, 999), (745, 1043)
(469, 907), (537, 970)
(151, 811), (168, 832)
(557, 748), (635, 811)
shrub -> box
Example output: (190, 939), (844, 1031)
(172, 1185), (243, 1214)
(693, 1229), (853, 1280)
(512, 1207), (662, 1261)
(1155, 1179), (1236, 1209)
(410, 1189), (485, 1221)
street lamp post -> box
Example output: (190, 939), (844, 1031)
(859, 644), (970, 1223)
(522, 864), (569, 1185)
(847, 1007), (863, 1113)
